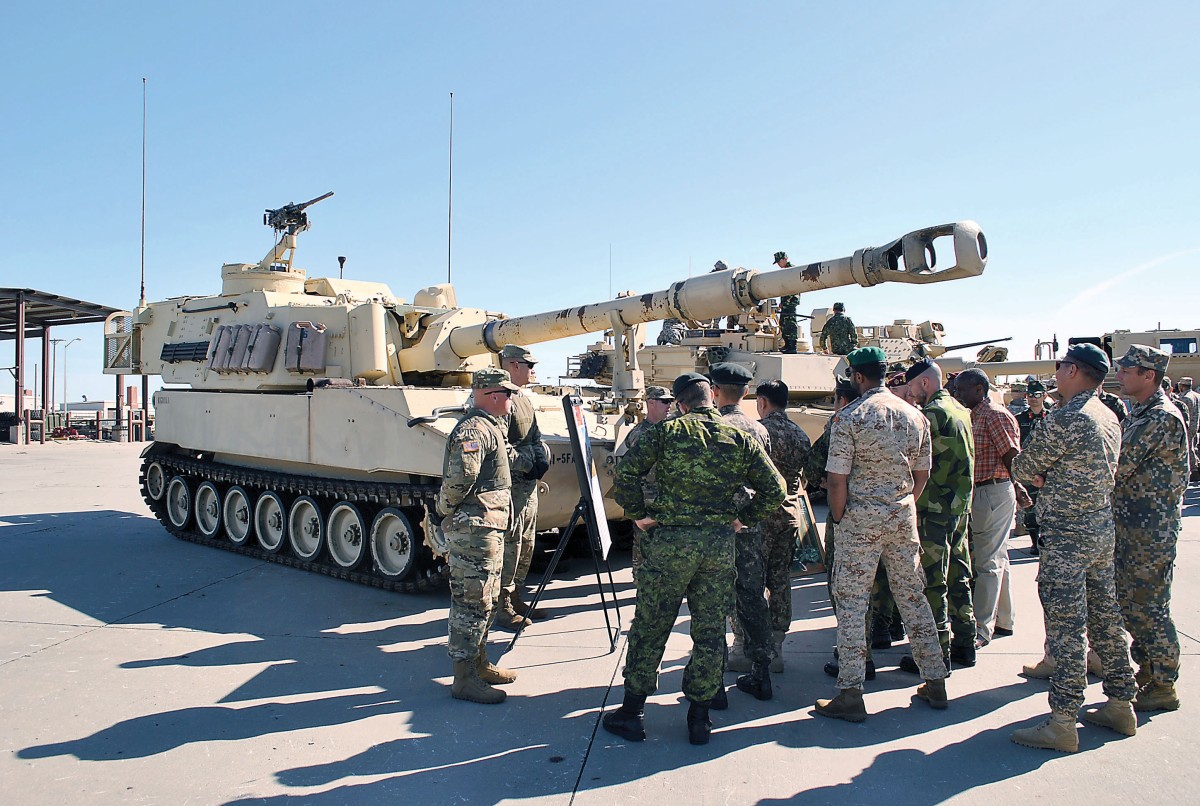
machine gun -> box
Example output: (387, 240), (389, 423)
(264, 191), (334, 236)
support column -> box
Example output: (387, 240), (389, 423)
(15, 291), (26, 425)
(41, 326), (51, 418)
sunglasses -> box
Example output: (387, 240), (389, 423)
(1055, 360), (1075, 371)
(485, 389), (514, 397)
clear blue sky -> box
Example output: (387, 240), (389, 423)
(3, 1), (1198, 406)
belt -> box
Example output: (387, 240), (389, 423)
(976, 477), (1011, 487)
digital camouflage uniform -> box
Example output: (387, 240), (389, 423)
(1174, 387), (1200, 472)
(913, 389), (976, 654)
(819, 312), (859, 355)
(436, 406), (512, 662)
(1011, 388), (1137, 718)
(614, 405), (784, 703)
(658, 319), (686, 346)
(1098, 389), (1128, 423)
(1113, 385), (1188, 686)
(615, 417), (658, 580)
(758, 409), (813, 633)
(826, 387), (947, 689)
(501, 390), (549, 601)
(718, 404), (777, 667)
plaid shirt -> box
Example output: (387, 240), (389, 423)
(970, 397), (1021, 483)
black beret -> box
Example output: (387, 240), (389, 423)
(672, 372), (709, 398)
(904, 357), (936, 384)
(708, 362), (754, 385)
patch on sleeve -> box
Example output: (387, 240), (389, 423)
(462, 439), (482, 453)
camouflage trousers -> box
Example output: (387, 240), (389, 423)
(501, 483), (538, 596)
(1023, 487), (1041, 540)
(779, 295), (799, 354)
(1038, 526), (1137, 717)
(870, 512), (975, 652)
(446, 525), (504, 662)
(631, 526), (646, 584)
(831, 512), (947, 689)
(1114, 519), (1181, 685)
(624, 525), (735, 702)
(730, 527), (777, 665)
(761, 512), (798, 633)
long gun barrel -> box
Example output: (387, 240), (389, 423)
(449, 221), (987, 358)
(942, 336), (1013, 352)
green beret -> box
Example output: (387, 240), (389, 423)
(672, 372), (709, 398)
(1064, 343), (1110, 374)
(708, 362), (754, 385)
(472, 367), (520, 391)
(846, 346), (887, 368)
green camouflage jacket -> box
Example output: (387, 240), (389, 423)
(916, 389), (975, 520)
(819, 312), (859, 355)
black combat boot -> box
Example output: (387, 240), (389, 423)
(710, 684), (729, 710)
(602, 692), (647, 742)
(949, 643), (976, 667)
(735, 662), (774, 701)
(687, 700), (712, 745)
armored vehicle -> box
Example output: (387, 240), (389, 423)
(104, 195), (987, 591)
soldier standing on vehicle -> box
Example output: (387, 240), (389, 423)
(815, 347), (948, 722)
(818, 302), (858, 356)
(754, 378), (813, 671)
(614, 386), (675, 582)
(1009, 344), (1138, 752)
(603, 372), (784, 745)
(773, 252), (801, 354)
(1114, 345), (1189, 713)
(436, 367), (521, 704)
(495, 345), (551, 631)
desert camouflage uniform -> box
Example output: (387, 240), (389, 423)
(1011, 388), (1137, 717)
(1114, 388), (1189, 686)
(436, 407), (512, 662)
(915, 389), (976, 653)
(758, 409), (813, 632)
(819, 312), (859, 355)
(615, 418), (658, 579)
(501, 391), (549, 600)
(614, 406), (785, 702)
(826, 387), (946, 689)
(719, 404), (777, 667)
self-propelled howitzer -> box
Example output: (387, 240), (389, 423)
(104, 200), (986, 592)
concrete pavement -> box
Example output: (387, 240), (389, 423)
(1, 441), (1196, 804)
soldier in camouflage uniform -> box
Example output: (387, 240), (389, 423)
(1015, 379), (1052, 555)
(658, 318), (686, 346)
(772, 252), (801, 354)
(816, 347), (949, 722)
(818, 302), (858, 356)
(436, 367), (521, 704)
(754, 379), (813, 672)
(496, 345), (551, 630)
(614, 386), (675, 582)
(1114, 345), (1189, 712)
(1175, 376), (1200, 479)
(896, 359), (977, 672)
(602, 372), (785, 745)
(1010, 344), (1138, 752)
(710, 363), (778, 700)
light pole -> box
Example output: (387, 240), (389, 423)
(61, 338), (80, 416)
(48, 338), (67, 412)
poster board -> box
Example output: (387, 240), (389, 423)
(562, 395), (613, 560)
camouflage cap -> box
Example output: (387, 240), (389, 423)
(1115, 343), (1169, 374)
(672, 372), (709, 398)
(472, 367), (520, 391)
(833, 302), (845, 311)
(1064, 343), (1110, 374)
(645, 385), (674, 401)
(708, 361), (754, 386)
(773, 251), (788, 263)
(846, 346), (887, 368)
(498, 344), (538, 364)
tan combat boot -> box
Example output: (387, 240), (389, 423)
(1082, 697), (1137, 736)
(510, 590), (546, 620)
(477, 651), (518, 685)
(494, 593), (531, 631)
(727, 634), (753, 673)
(452, 659), (506, 704)
(913, 678), (948, 710)
(1135, 664), (1153, 689)
(1022, 654), (1056, 679)
(1134, 682), (1181, 712)
(1010, 713), (1078, 752)
(770, 630), (786, 673)
(815, 688), (867, 723)
(1086, 649), (1103, 676)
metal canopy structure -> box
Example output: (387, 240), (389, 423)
(1, 288), (121, 426)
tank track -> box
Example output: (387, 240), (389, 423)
(140, 452), (448, 594)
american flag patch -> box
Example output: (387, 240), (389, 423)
(462, 439), (482, 453)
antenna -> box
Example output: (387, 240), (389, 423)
(447, 91), (454, 284)
(139, 77), (147, 308)
(608, 243), (612, 298)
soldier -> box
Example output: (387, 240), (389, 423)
(1008, 381), (1029, 416)
(896, 358), (978, 673)
(1114, 345), (1189, 712)
(754, 378), (813, 671)
(602, 372), (785, 745)
(1009, 344), (1138, 752)
(773, 251), (801, 354)
(709, 363), (777, 701)
(1174, 375), (1200, 479)
(495, 345), (551, 630)
(815, 347), (948, 722)
(818, 302), (858, 356)
(436, 367), (521, 704)
(613, 385), (675, 581)
(1016, 379), (1052, 556)
(658, 319), (686, 346)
